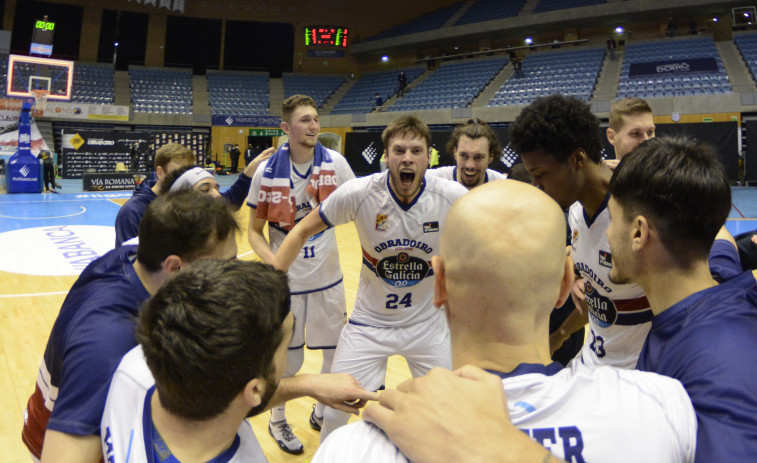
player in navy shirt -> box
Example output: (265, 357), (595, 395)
(607, 136), (757, 462)
(23, 191), (241, 463)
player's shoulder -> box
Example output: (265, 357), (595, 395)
(427, 166), (454, 179)
(574, 362), (690, 403)
(313, 421), (410, 463)
(486, 169), (507, 181)
(425, 174), (468, 199)
(111, 346), (154, 391)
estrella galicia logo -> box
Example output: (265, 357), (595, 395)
(585, 281), (617, 328)
(598, 250), (612, 268)
(376, 252), (430, 288)
(423, 221), (439, 233)
(20, 165), (30, 177)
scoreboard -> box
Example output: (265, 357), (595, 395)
(305, 26), (349, 47)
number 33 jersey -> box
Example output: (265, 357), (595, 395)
(320, 172), (468, 327)
(569, 195), (653, 369)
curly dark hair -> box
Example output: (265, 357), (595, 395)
(509, 94), (603, 163)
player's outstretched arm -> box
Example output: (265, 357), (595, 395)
(40, 430), (102, 463)
(271, 373), (378, 414)
(271, 206), (329, 272)
(243, 147), (274, 178)
(247, 214), (276, 264)
(363, 366), (565, 463)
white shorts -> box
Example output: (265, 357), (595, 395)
(330, 310), (451, 392)
(290, 281), (347, 350)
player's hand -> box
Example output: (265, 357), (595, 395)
(604, 159), (620, 171)
(243, 147), (274, 177)
(571, 277), (588, 317)
(305, 373), (377, 414)
(363, 366), (520, 463)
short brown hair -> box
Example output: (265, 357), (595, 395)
(154, 143), (195, 171)
(137, 190), (239, 272)
(282, 94), (317, 123)
(445, 118), (501, 160)
(609, 98), (653, 131)
(382, 115), (431, 151)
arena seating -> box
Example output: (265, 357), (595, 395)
(130, 67), (193, 114)
(364, 2), (464, 42)
(283, 74), (345, 109)
(389, 58), (507, 111)
(533, 0), (607, 14)
(734, 33), (757, 85)
(487, 47), (604, 107)
(71, 63), (114, 105)
(330, 67), (425, 115)
(617, 37), (732, 98)
(454, 0), (527, 26)
(207, 71), (269, 116)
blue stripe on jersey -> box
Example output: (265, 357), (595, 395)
(386, 174), (426, 211)
(319, 207), (335, 228)
(582, 192), (610, 228)
(290, 277), (343, 295)
(142, 386), (242, 463)
(486, 362), (563, 380)
(614, 310), (654, 326)
(126, 429), (134, 463)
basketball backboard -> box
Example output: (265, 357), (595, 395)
(6, 54), (73, 100)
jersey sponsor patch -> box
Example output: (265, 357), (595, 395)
(571, 229), (579, 247)
(598, 250), (612, 268)
(376, 252), (430, 288)
(585, 281), (618, 328)
(423, 221), (439, 233)
(375, 214), (387, 231)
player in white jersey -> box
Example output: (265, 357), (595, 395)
(316, 361), (696, 463)
(102, 260), (375, 463)
(568, 202), (652, 368)
(510, 95), (652, 368)
(339, 180), (696, 463)
(272, 115), (468, 441)
(247, 95), (355, 453)
(426, 118), (506, 189)
(102, 347), (267, 463)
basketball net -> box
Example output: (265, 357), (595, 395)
(31, 89), (49, 115)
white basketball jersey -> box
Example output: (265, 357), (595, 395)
(313, 361), (697, 463)
(569, 198), (653, 369)
(319, 172), (468, 327)
(247, 149), (355, 293)
(427, 166), (506, 185)
(101, 347), (267, 463)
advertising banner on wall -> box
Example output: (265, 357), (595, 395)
(628, 57), (719, 77)
(61, 131), (151, 179)
(46, 101), (130, 121)
(212, 115), (281, 126)
(0, 99), (130, 121)
(82, 172), (151, 191)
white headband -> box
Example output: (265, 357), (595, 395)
(169, 167), (214, 193)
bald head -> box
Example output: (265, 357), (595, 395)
(439, 180), (568, 344)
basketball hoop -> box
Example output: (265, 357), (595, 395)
(31, 89), (49, 114)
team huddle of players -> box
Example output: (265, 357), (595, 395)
(21, 93), (757, 463)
